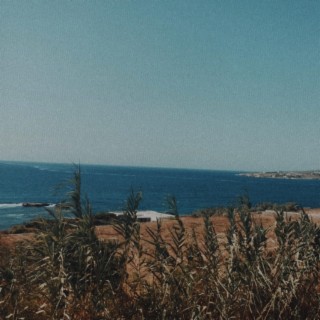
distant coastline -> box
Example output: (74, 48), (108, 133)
(239, 171), (320, 180)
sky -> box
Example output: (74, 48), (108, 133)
(1, 0), (319, 171)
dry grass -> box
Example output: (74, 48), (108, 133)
(1, 169), (320, 319)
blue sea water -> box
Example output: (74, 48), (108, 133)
(0, 161), (320, 230)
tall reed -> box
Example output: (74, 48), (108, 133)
(1, 170), (320, 319)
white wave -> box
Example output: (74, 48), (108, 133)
(0, 203), (23, 209)
(1, 213), (25, 218)
(33, 165), (51, 171)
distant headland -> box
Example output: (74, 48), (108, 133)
(239, 171), (320, 180)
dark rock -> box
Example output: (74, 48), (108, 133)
(22, 202), (50, 207)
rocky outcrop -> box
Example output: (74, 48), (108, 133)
(22, 202), (50, 207)
(239, 171), (320, 180)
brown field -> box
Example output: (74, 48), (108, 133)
(2, 208), (320, 252)
(2, 208), (320, 319)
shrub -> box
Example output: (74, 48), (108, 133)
(1, 168), (320, 319)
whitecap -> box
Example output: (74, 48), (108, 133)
(0, 203), (23, 209)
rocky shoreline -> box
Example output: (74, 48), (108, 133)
(239, 170), (320, 180)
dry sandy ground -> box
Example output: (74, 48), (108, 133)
(2, 209), (320, 252)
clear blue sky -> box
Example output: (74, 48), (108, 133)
(1, 0), (319, 171)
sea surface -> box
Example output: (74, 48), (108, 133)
(1, 161), (320, 230)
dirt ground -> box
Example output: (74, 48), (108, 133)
(2, 209), (320, 254)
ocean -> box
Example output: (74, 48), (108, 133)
(0, 161), (320, 230)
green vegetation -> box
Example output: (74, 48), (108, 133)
(1, 169), (320, 319)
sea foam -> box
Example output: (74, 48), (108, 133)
(0, 203), (23, 209)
